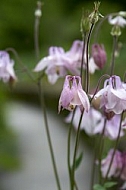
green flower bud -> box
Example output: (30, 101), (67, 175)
(118, 11), (126, 17)
(111, 25), (121, 36)
(80, 10), (91, 34)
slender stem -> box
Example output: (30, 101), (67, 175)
(93, 12), (118, 42)
(34, 3), (61, 189)
(67, 109), (76, 190)
(90, 137), (97, 190)
(104, 112), (124, 181)
(85, 23), (94, 94)
(38, 81), (62, 190)
(34, 1), (42, 61)
(80, 34), (87, 80)
(34, 17), (40, 61)
(98, 118), (107, 184)
(110, 35), (118, 76)
(71, 111), (84, 190)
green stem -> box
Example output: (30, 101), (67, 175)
(67, 109), (76, 190)
(93, 12), (118, 42)
(34, 2), (42, 61)
(80, 34), (87, 80)
(98, 118), (107, 184)
(110, 35), (118, 76)
(71, 111), (84, 190)
(104, 112), (124, 181)
(90, 137), (97, 190)
(38, 81), (62, 190)
(85, 23), (94, 94)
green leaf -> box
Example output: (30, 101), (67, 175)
(104, 181), (117, 188)
(75, 152), (83, 170)
(93, 184), (106, 190)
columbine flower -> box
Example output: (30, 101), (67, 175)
(34, 46), (69, 84)
(108, 15), (126, 27)
(34, 43), (81, 84)
(95, 75), (126, 114)
(0, 51), (17, 83)
(101, 149), (122, 178)
(65, 107), (102, 135)
(58, 75), (90, 113)
(94, 114), (125, 140)
(91, 43), (107, 69)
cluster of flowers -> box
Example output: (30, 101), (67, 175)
(0, 8), (126, 189)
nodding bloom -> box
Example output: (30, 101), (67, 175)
(108, 15), (126, 27)
(94, 114), (125, 140)
(34, 40), (84, 84)
(101, 149), (123, 178)
(101, 149), (126, 181)
(65, 107), (102, 135)
(34, 46), (71, 84)
(0, 51), (17, 83)
(58, 75), (90, 113)
(95, 75), (126, 114)
(91, 43), (107, 69)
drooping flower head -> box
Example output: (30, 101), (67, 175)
(34, 46), (69, 84)
(0, 51), (17, 83)
(95, 75), (126, 114)
(34, 41), (85, 84)
(58, 75), (90, 113)
(101, 149), (122, 178)
(65, 107), (102, 135)
(108, 15), (126, 27)
(108, 15), (126, 36)
(94, 114), (125, 140)
(91, 43), (107, 69)
(101, 150), (126, 181)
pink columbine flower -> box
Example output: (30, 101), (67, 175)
(0, 51), (17, 83)
(91, 44), (107, 69)
(108, 15), (126, 27)
(34, 41), (84, 84)
(101, 150), (126, 181)
(94, 114), (125, 140)
(95, 75), (126, 114)
(34, 47), (69, 84)
(65, 107), (102, 135)
(101, 149), (123, 178)
(58, 75), (90, 113)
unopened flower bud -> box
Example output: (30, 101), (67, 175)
(80, 11), (91, 34)
(111, 25), (121, 36)
(119, 11), (126, 17)
(34, 1), (43, 18)
(35, 9), (42, 17)
(91, 43), (107, 69)
(91, 96), (101, 110)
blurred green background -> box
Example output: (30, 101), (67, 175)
(0, 0), (126, 175)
